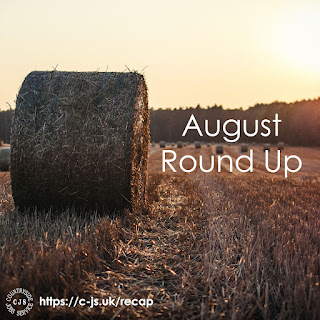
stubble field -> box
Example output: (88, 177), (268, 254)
(0, 144), (319, 319)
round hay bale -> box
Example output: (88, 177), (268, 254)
(195, 141), (201, 148)
(206, 143), (211, 147)
(177, 141), (183, 148)
(0, 147), (10, 171)
(171, 142), (175, 147)
(0, 138), (4, 147)
(151, 142), (156, 147)
(216, 145), (223, 154)
(159, 141), (166, 148)
(263, 143), (271, 151)
(11, 71), (149, 213)
(278, 142), (285, 150)
(241, 143), (248, 152)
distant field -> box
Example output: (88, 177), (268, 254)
(0, 144), (319, 319)
(149, 144), (320, 178)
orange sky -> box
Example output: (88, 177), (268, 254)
(1, 0), (320, 110)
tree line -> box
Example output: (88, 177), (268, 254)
(0, 98), (319, 146)
(0, 110), (14, 144)
(150, 98), (320, 146)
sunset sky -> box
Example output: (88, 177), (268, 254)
(1, 0), (320, 110)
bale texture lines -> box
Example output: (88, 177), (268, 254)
(11, 71), (149, 213)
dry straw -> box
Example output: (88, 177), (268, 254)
(216, 145), (223, 154)
(0, 147), (10, 171)
(11, 71), (149, 213)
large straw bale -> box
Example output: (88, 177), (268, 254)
(195, 141), (201, 148)
(159, 141), (166, 148)
(11, 71), (149, 213)
(263, 143), (271, 151)
(0, 147), (10, 171)
(177, 141), (183, 148)
(241, 143), (248, 152)
(216, 145), (223, 154)
(278, 142), (285, 150)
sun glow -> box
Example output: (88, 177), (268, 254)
(275, 5), (320, 73)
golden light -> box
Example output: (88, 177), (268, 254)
(275, 5), (320, 73)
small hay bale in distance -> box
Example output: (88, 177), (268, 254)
(151, 141), (156, 147)
(263, 143), (271, 151)
(206, 143), (211, 147)
(0, 138), (3, 147)
(278, 142), (285, 150)
(11, 71), (149, 213)
(0, 147), (10, 172)
(241, 143), (248, 152)
(177, 141), (183, 148)
(216, 145), (223, 154)
(171, 142), (175, 147)
(195, 141), (201, 148)
(159, 141), (166, 148)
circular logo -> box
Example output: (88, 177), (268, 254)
(6, 288), (33, 316)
